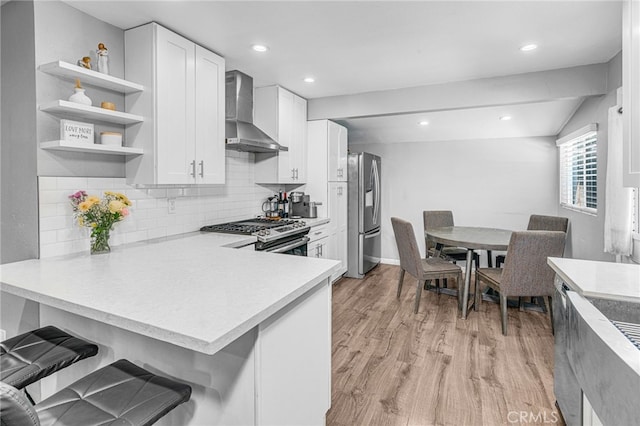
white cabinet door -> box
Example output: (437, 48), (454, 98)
(623, 0), (640, 187)
(195, 46), (225, 184)
(329, 182), (348, 276)
(292, 95), (308, 182)
(125, 23), (225, 185)
(254, 86), (307, 184)
(257, 282), (331, 425)
(156, 25), (196, 184)
(327, 121), (348, 182)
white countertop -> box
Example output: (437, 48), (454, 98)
(303, 217), (330, 227)
(0, 232), (340, 355)
(548, 257), (640, 303)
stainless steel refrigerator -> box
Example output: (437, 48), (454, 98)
(346, 152), (381, 278)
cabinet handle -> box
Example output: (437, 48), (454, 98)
(295, 168), (299, 179)
(292, 169), (296, 179)
(199, 160), (204, 178)
(190, 160), (196, 177)
(338, 168), (343, 177)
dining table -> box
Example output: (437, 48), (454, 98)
(425, 226), (512, 319)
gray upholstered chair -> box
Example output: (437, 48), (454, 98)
(474, 231), (566, 335)
(423, 210), (481, 267)
(0, 359), (192, 426)
(495, 214), (568, 267)
(392, 217), (463, 314)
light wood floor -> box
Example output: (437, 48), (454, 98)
(327, 264), (562, 426)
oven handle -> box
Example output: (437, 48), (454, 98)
(266, 236), (310, 253)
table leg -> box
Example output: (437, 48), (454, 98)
(461, 249), (474, 319)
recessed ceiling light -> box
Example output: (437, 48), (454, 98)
(520, 43), (538, 52)
(303, 77), (315, 83)
(418, 120), (429, 126)
(252, 44), (269, 52)
(499, 115), (512, 121)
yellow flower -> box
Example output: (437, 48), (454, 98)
(91, 222), (97, 228)
(116, 192), (132, 206)
(109, 200), (125, 213)
(78, 217), (84, 226)
(104, 191), (115, 196)
(86, 195), (100, 206)
(78, 201), (91, 211)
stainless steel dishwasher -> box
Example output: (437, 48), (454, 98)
(552, 277), (581, 426)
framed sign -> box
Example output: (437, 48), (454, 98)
(60, 119), (94, 143)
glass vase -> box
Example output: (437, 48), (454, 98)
(90, 228), (111, 255)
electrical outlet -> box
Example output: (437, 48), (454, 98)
(167, 198), (177, 214)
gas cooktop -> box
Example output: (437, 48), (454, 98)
(200, 218), (304, 235)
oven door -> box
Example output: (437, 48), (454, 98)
(259, 236), (310, 256)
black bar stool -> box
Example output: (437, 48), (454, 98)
(1, 359), (192, 426)
(1, 326), (99, 399)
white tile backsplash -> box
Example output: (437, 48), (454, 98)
(38, 153), (274, 257)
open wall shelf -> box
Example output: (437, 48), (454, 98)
(39, 61), (143, 93)
(40, 140), (143, 156)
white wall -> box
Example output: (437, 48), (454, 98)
(350, 136), (559, 264)
(1, 0), (39, 264)
(555, 52), (622, 262)
(39, 151), (272, 257)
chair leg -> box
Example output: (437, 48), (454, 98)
(474, 273), (481, 311)
(487, 250), (493, 267)
(500, 294), (508, 335)
(414, 279), (424, 314)
(547, 296), (555, 335)
(397, 269), (405, 299)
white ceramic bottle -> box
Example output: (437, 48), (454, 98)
(69, 79), (92, 106)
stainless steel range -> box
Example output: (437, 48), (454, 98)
(201, 218), (310, 255)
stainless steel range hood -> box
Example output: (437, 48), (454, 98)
(225, 70), (287, 153)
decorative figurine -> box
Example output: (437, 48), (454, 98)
(69, 78), (92, 106)
(77, 56), (91, 70)
(97, 43), (109, 75)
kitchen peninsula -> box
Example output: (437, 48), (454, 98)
(0, 232), (340, 425)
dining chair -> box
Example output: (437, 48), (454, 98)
(392, 217), (463, 314)
(495, 214), (569, 267)
(423, 210), (481, 267)
(474, 230), (566, 335)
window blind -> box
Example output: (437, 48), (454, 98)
(557, 125), (598, 214)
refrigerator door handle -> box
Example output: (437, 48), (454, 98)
(372, 159), (380, 225)
(364, 230), (381, 239)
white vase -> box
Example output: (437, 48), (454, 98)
(69, 88), (92, 106)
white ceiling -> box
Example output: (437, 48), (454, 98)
(64, 0), (623, 142)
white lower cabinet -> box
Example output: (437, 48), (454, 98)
(308, 225), (330, 259)
(125, 23), (225, 185)
(256, 282), (331, 425)
(329, 182), (348, 278)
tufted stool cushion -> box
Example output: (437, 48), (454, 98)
(1, 326), (99, 390)
(0, 381), (41, 426)
(35, 359), (192, 426)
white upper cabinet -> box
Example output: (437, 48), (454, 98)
(254, 86), (307, 183)
(327, 121), (348, 182)
(623, 0), (640, 187)
(125, 23), (225, 185)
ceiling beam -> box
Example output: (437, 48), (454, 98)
(307, 63), (609, 121)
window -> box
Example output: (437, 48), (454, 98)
(557, 124), (598, 214)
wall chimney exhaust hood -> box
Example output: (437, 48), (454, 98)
(225, 70), (287, 153)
